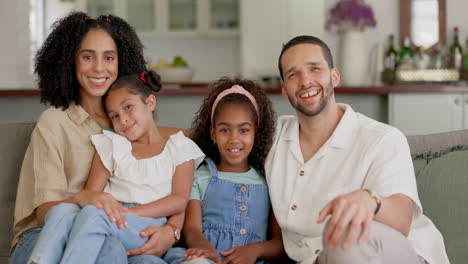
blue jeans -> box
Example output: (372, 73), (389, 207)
(163, 247), (215, 264)
(10, 228), (126, 264)
(27, 203), (166, 264)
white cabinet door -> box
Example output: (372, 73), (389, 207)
(240, 0), (324, 79)
(389, 94), (464, 135)
(79, 0), (238, 36)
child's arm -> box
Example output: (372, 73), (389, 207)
(129, 159), (194, 218)
(183, 200), (221, 263)
(220, 208), (285, 263)
(83, 152), (128, 228)
(85, 152), (111, 191)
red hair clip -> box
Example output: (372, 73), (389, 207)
(138, 73), (147, 83)
(84, 16), (92, 20)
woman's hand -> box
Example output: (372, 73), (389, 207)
(72, 189), (128, 228)
(220, 244), (260, 264)
(185, 246), (221, 263)
(127, 225), (175, 257)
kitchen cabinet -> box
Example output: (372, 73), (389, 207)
(239, 0), (325, 79)
(389, 93), (468, 135)
(78, 0), (239, 37)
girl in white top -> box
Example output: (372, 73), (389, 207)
(28, 71), (204, 264)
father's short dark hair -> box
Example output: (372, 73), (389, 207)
(278, 35), (334, 80)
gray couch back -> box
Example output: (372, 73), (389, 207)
(1, 122), (467, 264)
(0, 122), (35, 264)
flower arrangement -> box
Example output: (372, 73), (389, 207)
(325, 0), (377, 34)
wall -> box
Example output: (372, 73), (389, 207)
(141, 36), (240, 81)
(3, 0), (468, 89)
(0, 1), (34, 89)
(0, 94), (387, 128)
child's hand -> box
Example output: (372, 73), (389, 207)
(185, 247), (221, 263)
(74, 190), (128, 229)
(221, 244), (259, 264)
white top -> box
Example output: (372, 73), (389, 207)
(91, 130), (205, 205)
(265, 104), (449, 264)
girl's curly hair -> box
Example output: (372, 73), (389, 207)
(35, 11), (146, 109)
(190, 78), (276, 174)
(104, 71), (162, 117)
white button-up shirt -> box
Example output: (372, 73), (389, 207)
(265, 104), (449, 264)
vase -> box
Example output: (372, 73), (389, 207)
(339, 31), (368, 86)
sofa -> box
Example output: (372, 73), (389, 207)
(1, 121), (467, 264)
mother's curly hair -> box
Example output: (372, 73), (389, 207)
(35, 11), (146, 109)
(190, 78), (276, 174)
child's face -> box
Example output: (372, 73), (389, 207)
(210, 103), (256, 172)
(75, 29), (118, 99)
(105, 86), (156, 141)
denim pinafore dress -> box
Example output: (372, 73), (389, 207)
(201, 158), (270, 262)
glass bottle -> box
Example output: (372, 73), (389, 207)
(449, 27), (463, 69)
(399, 37), (414, 69)
(415, 46), (430, 69)
(384, 34), (398, 71)
(462, 38), (468, 71)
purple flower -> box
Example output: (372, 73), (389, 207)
(325, 0), (377, 34)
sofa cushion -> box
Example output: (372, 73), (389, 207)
(0, 122), (35, 261)
(412, 145), (468, 264)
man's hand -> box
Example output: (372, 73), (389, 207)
(185, 246), (221, 263)
(220, 244), (260, 264)
(73, 190), (128, 229)
(127, 225), (175, 257)
(317, 190), (376, 249)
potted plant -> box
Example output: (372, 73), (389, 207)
(325, 0), (377, 86)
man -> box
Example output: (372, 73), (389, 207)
(265, 35), (449, 264)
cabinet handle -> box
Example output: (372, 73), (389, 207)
(455, 98), (460, 105)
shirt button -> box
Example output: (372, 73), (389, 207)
(299, 170), (304, 176)
(240, 186), (247, 192)
(291, 204), (297, 210)
(239, 228), (247, 235)
(240, 205), (247, 211)
(315, 249), (320, 254)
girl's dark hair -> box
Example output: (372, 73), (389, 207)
(35, 11), (146, 109)
(105, 70), (161, 101)
(190, 78), (276, 174)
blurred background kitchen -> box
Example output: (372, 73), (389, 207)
(1, 0), (468, 135)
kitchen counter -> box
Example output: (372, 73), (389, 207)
(3, 83), (468, 97)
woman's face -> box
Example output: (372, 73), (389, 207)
(75, 29), (118, 100)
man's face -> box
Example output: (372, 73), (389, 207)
(280, 44), (339, 117)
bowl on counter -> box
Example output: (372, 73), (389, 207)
(156, 67), (194, 82)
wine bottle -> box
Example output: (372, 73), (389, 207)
(399, 37), (414, 69)
(384, 34), (398, 71)
(450, 27), (463, 69)
(463, 38), (468, 71)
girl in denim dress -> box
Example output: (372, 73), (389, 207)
(170, 79), (284, 264)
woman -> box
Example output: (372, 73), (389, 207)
(10, 12), (182, 264)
